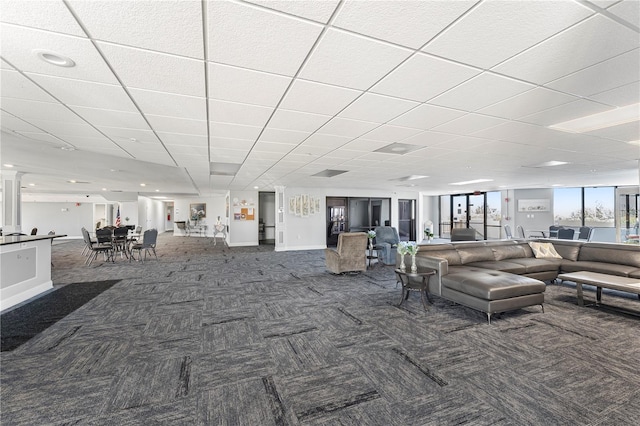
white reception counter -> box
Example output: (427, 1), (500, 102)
(0, 234), (65, 311)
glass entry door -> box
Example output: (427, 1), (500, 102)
(450, 193), (487, 240)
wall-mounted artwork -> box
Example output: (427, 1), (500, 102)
(190, 203), (206, 221)
(233, 198), (255, 220)
(289, 196), (296, 214)
(518, 199), (550, 212)
(288, 194), (320, 218)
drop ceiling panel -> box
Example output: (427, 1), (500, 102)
(146, 115), (207, 136)
(362, 125), (422, 143)
(157, 132), (208, 148)
(0, 1), (85, 36)
(546, 49), (640, 97)
(0, 24), (119, 84)
(13, 132), (66, 146)
(429, 73), (535, 111)
(259, 128), (311, 144)
(399, 131), (459, 147)
(341, 138), (388, 152)
(245, 0), (339, 23)
(334, 0), (475, 49)
(207, 63), (291, 107)
(27, 120), (109, 139)
(299, 28), (413, 90)
(210, 137), (255, 151)
(371, 53), (481, 102)
(389, 104), (466, 130)
(432, 114), (508, 135)
(1, 70), (56, 102)
(424, 0), (592, 69)
(279, 79), (362, 115)
(591, 81), (640, 108)
(339, 93), (418, 123)
(268, 109), (330, 133)
(71, 106), (149, 129)
(494, 15), (639, 84)
(96, 127), (161, 145)
(209, 122), (262, 140)
(68, 0), (204, 58)
(1, 98), (86, 123)
(166, 144), (208, 157)
(316, 117), (378, 138)
(129, 89), (206, 120)
(586, 119), (640, 142)
(97, 42), (204, 97)
(208, 99), (274, 128)
(0, 113), (43, 133)
(206, 1), (323, 76)
(607, 0), (640, 24)
(209, 148), (248, 162)
(27, 73), (138, 112)
(479, 87), (578, 120)
(302, 133), (352, 149)
(519, 99), (614, 126)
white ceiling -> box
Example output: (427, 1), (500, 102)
(1, 0), (639, 199)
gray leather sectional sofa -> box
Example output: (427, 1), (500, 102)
(401, 239), (640, 322)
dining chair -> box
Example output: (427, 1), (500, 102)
(84, 228), (114, 265)
(30, 227), (38, 235)
(557, 228), (575, 240)
(548, 225), (562, 238)
(130, 229), (158, 263)
(578, 226), (592, 241)
(504, 225), (513, 239)
(112, 226), (129, 259)
(516, 225), (526, 239)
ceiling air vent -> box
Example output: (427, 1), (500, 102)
(312, 169), (348, 178)
(210, 162), (241, 176)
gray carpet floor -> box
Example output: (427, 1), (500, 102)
(1, 233), (639, 425)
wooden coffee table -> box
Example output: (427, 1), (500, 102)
(558, 271), (640, 306)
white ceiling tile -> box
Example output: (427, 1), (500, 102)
(362, 125), (422, 143)
(341, 138), (388, 152)
(209, 148), (248, 163)
(1, 98), (84, 122)
(430, 135), (491, 150)
(0, 112), (43, 133)
(586, 119), (640, 142)
(0, 1), (85, 36)
(208, 99), (274, 127)
(339, 93), (418, 123)
(429, 72), (535, 111)
(333, 0), (476, 49)
(259, 128), (311, 144)
(1, 70), (56, 102)
(316, 117), (379, 138)
(206, 1), (323, 75)
(279, 79), (362, 115)
(97, 42), (204, 96)
(389, 104), (466, 130)
(546, 48), (640, 97)
(245, 0), (339, 23)
(208, 63), (291, 107)
(71, 106), (148, 129)
(268, 109), (330, 133)
(299, 28), (412, 90)
(607, 0), (640, 25)
(129, 88), (206, 120)
(399, 131), (460, 147)
(68, 0), (204, 58)
(210, 137), (255, 151)
(253, 141), (294, 154)
(26, 73), (137, 112)
(96, 127), (160, 145)
(157, 132), (208, 148)
(13, 131), (67, 146)
(0, 24), (119, 84)
(519, 99), (614, 126)
(589, 81), (640, 107)
(432, 114), (509, 135)
(210, 122), (262, 140)
(371, 53), (481, 102)
(303, 133), (352, 149)
(27, 120), (106, 139)
(424, 0), (592, 69)
(56, 134), (115, 148)
(493, 15), (639, 84)
(479, 87), (578, 120)
(146, 115), (207, 136)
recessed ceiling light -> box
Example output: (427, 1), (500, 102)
(102, 188), (107, 191)
(549, 103), (639, 133)
(155, 189), (160, 192)
(450, 179), (493, 186)
(140, 183), (146, 187)
(68, 180), (76, 183)
(374, 143), (421, 155)
(60, 146), (75, 151)
(628, 140), (640, 146)
(34, 49), (75, 67)
(525, 160), (569, 168)
(28, 183), (35, 186)
(253, 186), (259, 189)
(3, 164), (14, 168)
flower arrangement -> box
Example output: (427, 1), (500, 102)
(424, 228), (434, 239)
(405, 241), (419, 256)
(191, 208), (205, 222)
(367, 230), (376, 240)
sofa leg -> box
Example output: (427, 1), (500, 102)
(540, 304), (545, 313)
(487, 313), (491, 324)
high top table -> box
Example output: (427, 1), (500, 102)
(1, 234), (66, 311)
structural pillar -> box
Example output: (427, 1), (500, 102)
(1, 170), (24, 234)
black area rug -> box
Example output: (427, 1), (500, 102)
(1, 280), (119, 352)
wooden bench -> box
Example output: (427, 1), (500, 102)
(558, 271), (640, 306)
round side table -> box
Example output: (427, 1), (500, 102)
(394, 268), (436, 310)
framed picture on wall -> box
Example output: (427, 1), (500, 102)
(309, 196), (315, 215)
(289, 196), (296, 214)
(301, 194), (310, 217)
(295, 195), (302, 216)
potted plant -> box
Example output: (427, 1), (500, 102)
(424, 228), (434, 242)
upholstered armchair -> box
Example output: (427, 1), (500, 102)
(325, 232), (367, 274)
(374, 226), (400, 265)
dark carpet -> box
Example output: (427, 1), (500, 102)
(1, 234), (639, 425)
(1, 280), (119, 351)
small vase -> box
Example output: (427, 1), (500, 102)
(411, 254), (417, 273)
(368, 240), (373, 251)
(399, 255), (406, 272)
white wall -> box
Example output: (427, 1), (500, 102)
(22, 201), (94, 237)
(514, 188), (554, 237)
(228, 191), (259, 246)
(172, 195), (227, 237)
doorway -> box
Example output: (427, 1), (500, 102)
(398, 199), (415, 241)
(259, 192), (275, 245)
(450, 193), (487, 240)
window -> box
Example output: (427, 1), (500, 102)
(584, 187), (615, 227)
(553, 188), (582, 227)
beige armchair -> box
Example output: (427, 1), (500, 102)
(325, 232), (367, 274)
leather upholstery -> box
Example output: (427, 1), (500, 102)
(373, 226), (400, 265)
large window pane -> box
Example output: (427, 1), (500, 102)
(439, 195), (451, 237)
(554, 188), (582, 227)
(486, 191), (502, 239)
(584, 187), (615, 227)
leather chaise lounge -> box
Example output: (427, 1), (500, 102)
(401, 239), (640, 322)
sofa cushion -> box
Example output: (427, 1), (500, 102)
(529, 242), (562, 259)
(505, 257), (562, 273)
(492, 244), (527, 261)
(550, 241), (581, 261)
(578, 243), (640, 268)
(419, 249), (462, 266)
(456, 245), (496, 264)
(442, 270), (546, 301)
(560, 260), (640, 277)
(630, 270), (640, 279)
(466, 260), (527, 274)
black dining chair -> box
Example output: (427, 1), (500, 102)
(84, 228), (114, 265)
(112, 227), (129, 259)
(557, 228), (575, 240)
(548, 226), (562, 238)
(578, 226), (593, 241)
(30, 227), (38, 235)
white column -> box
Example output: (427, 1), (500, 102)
(1, 170), (24, 234)
(274, 185), (285, 251)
